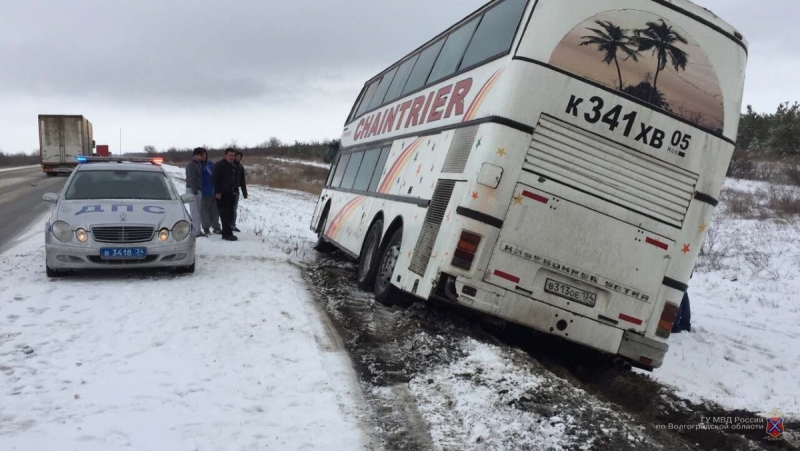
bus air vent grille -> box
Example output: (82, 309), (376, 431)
(442, 125), (479, 173)
(526, 116), (698, 228)
(409, 180), (456, 276)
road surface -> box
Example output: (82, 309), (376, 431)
(0, 166), (67, 253)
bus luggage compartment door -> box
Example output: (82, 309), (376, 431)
(483, 183), (674, 333)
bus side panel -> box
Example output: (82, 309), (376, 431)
(321, 191), (368, 255)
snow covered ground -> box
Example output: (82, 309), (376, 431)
(2, 163), (797, 451)
(0, 165), (368, 451)
(653, 178), (800, 419)
(264, 157), (329, 169)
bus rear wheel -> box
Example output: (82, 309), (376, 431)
(374, 227), (402, 306)
(357, 220), (382, 290)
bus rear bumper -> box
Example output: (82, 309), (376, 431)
(618, 330), (668, 370)
(445, 274), (667, 369)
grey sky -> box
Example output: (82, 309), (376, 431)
(0, 0), (796, 154)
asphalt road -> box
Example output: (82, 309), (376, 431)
(0, 167), (67, 254)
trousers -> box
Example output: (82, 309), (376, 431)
(201, 195), (221, 230)
(186, 187), (202, 235)
(216, 193), (236, 238)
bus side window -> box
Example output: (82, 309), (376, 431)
(403, 39), (445, 96)
(459, 0), (528, 70)
(340, 151), (365, 190)
(368, 146), (392, 193)
(354, 81), (381, 119)
(427, 17), (481, 85)
(384, 55), (418, 104)
(325, 153), (340, 186)
(331, 153), (351, 188)
(353, 148), (382, 192)
(367, 68), (398, 111)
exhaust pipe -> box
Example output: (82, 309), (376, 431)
(622, 362), (632, 372)
(613, 357), (625, 368)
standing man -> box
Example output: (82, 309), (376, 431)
(200, 150), (222, 235)
(231, 151), (248, 232)
(212, 148), (239, 241)
(185, 148), (205, 237)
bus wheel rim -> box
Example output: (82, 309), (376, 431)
(378, 244), (399, 290)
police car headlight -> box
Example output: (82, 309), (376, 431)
(172, 221), (190, 241)
(76, 228), (88, 243)
(52, 221), (73, 242)
(158, 228), (170, 242)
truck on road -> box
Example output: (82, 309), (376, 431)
(39, 115), (94, 176)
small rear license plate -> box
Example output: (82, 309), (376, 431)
(544, 278), (596, 307)
(100, 247), (148, 260)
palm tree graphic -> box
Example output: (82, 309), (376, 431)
(634, 19), (689, 103)
(580, 20), (640, 90)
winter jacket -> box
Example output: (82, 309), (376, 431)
(212, 159), (238, 196)
(201, 161), (215, 197)
(234, 161), (248, 198)
(185, 159), (202, 194)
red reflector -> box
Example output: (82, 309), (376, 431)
(493, 270), (520, 284)
(645, 237), (669, 250)
(618, 313), (643, 326)
(521, 190), (549, 204)
(639, 356), (653, 365)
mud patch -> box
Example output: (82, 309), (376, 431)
(302, 255), (770, 450)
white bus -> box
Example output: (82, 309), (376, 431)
(312, 0), (747, 370)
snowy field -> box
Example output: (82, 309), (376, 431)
(1, 164), (798, 451)
(653, 178), (800, 419)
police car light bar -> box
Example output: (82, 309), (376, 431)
(76, 156), (163, 165)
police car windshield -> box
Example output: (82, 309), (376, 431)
(65, 170), (173, 200)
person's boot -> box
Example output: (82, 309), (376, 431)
(223, 235), (238, 241)
(212, 228), (222, 235)
(232, 226), (241, 232)
(203, 228), (210, 235)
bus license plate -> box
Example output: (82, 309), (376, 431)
(100, 247), (148, 260)
(544, 278), (596, 307)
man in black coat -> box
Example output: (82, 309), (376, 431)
(231, 151), (248, 233)
(212, 148), (239, 241)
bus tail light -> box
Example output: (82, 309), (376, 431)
(656, 302), (679, 338)
(451, 231), (482, 270)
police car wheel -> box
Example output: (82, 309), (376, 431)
(175, 262), (195, 274)
(46, 265), (63, 278)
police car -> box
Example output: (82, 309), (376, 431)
(42, 156), (196, 277)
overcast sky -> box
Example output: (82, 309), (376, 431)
(0, 0), (796, 154)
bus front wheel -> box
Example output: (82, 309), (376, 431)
(315, 212), (335, 253)
(374, 227), (402, 306)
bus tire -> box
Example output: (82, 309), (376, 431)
(374, 227), (402, 306)
(314, 212), (335, 253)
(357, 219), (383, 290)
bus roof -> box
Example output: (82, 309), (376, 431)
(656, 0), (748, 51)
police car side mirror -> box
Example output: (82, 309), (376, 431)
(324, 140), (340, 164)
(43, 193), (59, 203)
(180, 193), (195, 204)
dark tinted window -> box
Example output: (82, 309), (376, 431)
(340, 151), (364, 190)
(353, 148), (382, 191)
(326, 154), (340, 186)
(402, 39), (444, 96)
(355, 82), (380, 118)
(427, 18), (480, 84)
(368, 146), (392, 192)
(384, 56), (418, 103)
(460, 0), (527, 70)
(66, 170), (172, 200)
(367, 68), (398, 111)
(331, 153), (350, 187)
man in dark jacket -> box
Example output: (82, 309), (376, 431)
(185, 148), (205, 237)
(200, 150), (222, 235)
(212, 148), (239, 241)
(231, 151), (248, 232)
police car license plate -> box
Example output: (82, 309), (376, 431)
(544, 278), (597, 307)
(100, 247), (148, 260)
